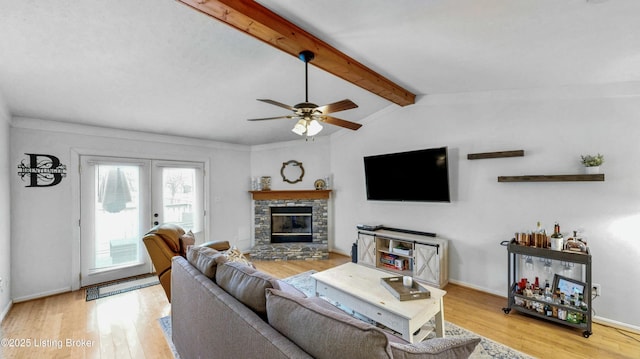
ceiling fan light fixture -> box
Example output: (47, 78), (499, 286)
(248, 49), (361, 137)
(306, 119), (323, 136)
(292, 119), (307, 136)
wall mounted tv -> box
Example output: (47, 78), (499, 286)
(363, 147), (450, 202)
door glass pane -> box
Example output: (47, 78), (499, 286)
(93, 165), (141, 272)
(162, 168), (197, 232)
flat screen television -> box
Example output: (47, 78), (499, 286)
(363, 147), (450, 202)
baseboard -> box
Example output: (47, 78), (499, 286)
(449, 279), (640, 335)
(0, 300), (12, 324)
(330, 249), (350, 257)
(448, 278), (506, 298)
(12, 287), (71, 303)
(593, 316), (640, 335)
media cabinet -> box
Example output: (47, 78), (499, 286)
(356, 228), (449, 289)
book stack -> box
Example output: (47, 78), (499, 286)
(380, 253), (399, 269)
(380, 253), (408, 270)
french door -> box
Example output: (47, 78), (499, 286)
(80, 156), (204, 286)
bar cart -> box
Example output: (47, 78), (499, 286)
(501, 239), (593, 338)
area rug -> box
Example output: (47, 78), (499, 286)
(159, 316), (181, 359)
(85, 274), (159, 301)
(282, 271), (536, 359)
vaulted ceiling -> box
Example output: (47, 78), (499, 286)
(1, 0), (639, 145)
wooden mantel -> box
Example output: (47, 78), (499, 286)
(249, 190), (332, 200)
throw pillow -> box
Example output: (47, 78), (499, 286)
(265, 288), (392, 359)
(223, 247), (252, 266)
(389, 337), (481, 359)
(215, 261), (281, 317)
(186, 246), (227, 279)
(179, 230), (196, 257)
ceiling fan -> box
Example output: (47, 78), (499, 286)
(248, 50), (362, 137)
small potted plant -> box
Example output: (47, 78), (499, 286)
(580, 154), (604, 174)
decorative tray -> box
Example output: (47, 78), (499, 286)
(380, 277), (430, 301)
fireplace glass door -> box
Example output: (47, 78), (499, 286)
(271, 206), (312, 243)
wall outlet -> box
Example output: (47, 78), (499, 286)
(593, 283), (601, 296)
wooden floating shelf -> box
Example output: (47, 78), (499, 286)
(498, 174), (605, 182)
(467, 150), (524, 160)
(249, 190), (332, 200)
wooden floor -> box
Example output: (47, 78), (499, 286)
(1, 253), (639, 358)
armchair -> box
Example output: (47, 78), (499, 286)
(142, 223), (230, 301)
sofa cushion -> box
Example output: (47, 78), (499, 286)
(186, 246), (227, 279)
(215, 262), (282, 316)
(275, 279), (307, 299)
(265, 288), (392, 359)
(389, 337), (481, 359)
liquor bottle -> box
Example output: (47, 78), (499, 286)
(543, 227), (549, 248)
(566, 230), (587, 252)
(545, 303), (553, 317)
(534, 221), (545, 247)
(576, 230), (588, 246)
(550, 222), (564, 251)
(544, 279), (551, 298)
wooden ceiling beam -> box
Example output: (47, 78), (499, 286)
(176, 0), (416, 107)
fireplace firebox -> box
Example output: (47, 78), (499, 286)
(270, 206), (312, 243)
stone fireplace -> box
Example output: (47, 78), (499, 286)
(250, 190), (331, 260)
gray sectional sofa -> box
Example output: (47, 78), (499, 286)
(171, 246), (480, 359)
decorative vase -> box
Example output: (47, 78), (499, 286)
(584, 166), (600, 174)
(251, 177), (260, 191)
(260, 176), (271, 191)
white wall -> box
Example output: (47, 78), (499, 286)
(250, 137), (331, 191)
(0, 94), (11, 321)
(329, 83), (640, 330)
(10, 118), (251, 301)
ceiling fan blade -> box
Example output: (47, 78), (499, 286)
(315, 99), (358, 114)
(320, 115), (362, 131)
(247, 115), (295, 121)
(257, 99), (296, 111)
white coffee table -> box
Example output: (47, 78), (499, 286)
(311, 262), (446, 343)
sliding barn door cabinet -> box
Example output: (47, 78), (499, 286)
(356, 228), (448, 289)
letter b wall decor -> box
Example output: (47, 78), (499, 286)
(17, 153), (67, 187)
